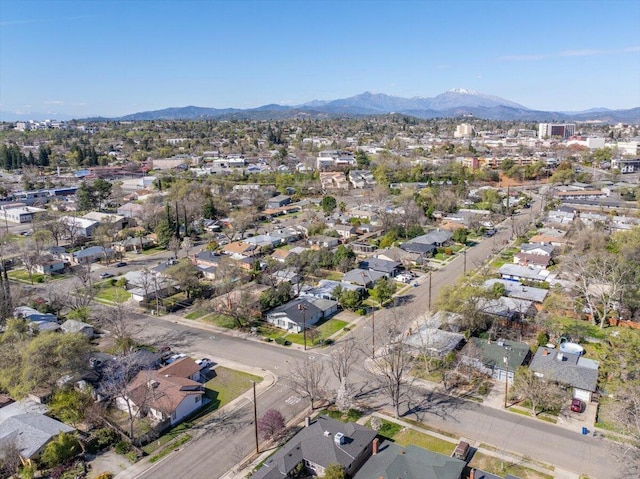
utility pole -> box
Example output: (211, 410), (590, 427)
(252, 381), (259, 453)
(503, 346), (512, 409)
(463, 249), (467, 275)
(428, 270), (432, 310)
(297, 303), (308, 350)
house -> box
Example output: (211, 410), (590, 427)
(348, 170), (377, 188)
(252, 415), (377, 479)
(463, 338), (530, 382)
(513, 252), (551, 267)
(399, 241), (436, 257)
(404, 326), (465, 359)
(34, 257), (66, 274)
(265, 195), (291, 209)
(498, 264), (549, 283)
(114, 236), (154, 253)
(221, 241), (258, 257)
(59, 215), (100, 237)
(124, 270), (175, 302)
(0, 204), (46, 224)
(359, 258), (401, 277)
(519, 243), (554, 257)
(334, 224), (356, 239)
(0, 413), (75, 459)
(116, 367), (204, 428)
(60, 319), (94, 338)
(529, 347), (599, 402)
(374, 246), (421, 266)
(308, 235), (339, 249)
(342, 268), (387, 288)
(265, 298), (323, 333)
(191, 250), (222, 279)
(477, 297), (537, 321)
(299, 279), (363, 300)
(67, 246), (114, 265)
(410, 229), (453, 247)
(82, 211), (127, 230)
(271, 248), (293, 263)
(117, 202), (145, 219)
(308, 298), (339, 319)
(353, 440), (466, 479)
(483, 279), (548, 304)
(159, 357), (202, 383)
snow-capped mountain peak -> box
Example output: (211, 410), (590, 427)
(447, 88), (479, 95)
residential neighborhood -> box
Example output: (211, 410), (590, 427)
(0, 110), (639, 479)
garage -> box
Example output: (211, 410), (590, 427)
(573, 388), (591, 402)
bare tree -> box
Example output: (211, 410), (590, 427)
(287, 358), (328, 410)
(330, 336), (358, 386)
(0, 437), (22, 479)
(371, 315), (415, 417)
(511, 367), (566, 416)
(66, 262), (97, 312)
(564, 252), (632, 328)
(168, 236), (181, 259)
(94, 303), (141, 354)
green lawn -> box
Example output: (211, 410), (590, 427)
(394, 429), (455, 456)
(469, 452), (553, 479)
(185, 309), (208, 320)
(95, 286), (131, 303)
(202, 313), (238, 329)
(7, 269), (46, 284)
(320, 408), (363, 423)
(324, 271), (343, 281)
(285, 319), (348, 346)
(204, 366), (262, 410)
(141, 246), (166, 255)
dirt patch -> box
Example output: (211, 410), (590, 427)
(86, 450), (131, 478)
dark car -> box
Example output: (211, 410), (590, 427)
(484, 229), (497, 237)
(571, 398), (585, 413)
(114, 261), (127, 268)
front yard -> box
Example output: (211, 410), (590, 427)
(204, 366), (262, 411)
(95, 285), (132, 303)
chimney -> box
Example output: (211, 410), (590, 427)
(372, 437), (379, 455)
(305, 416), (312, 427)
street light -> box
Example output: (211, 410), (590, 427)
(503, 346), (512, 409)
(297, 303), (308, 350)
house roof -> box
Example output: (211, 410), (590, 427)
(520, 243), (554, 255)
(309, 298), (338, 313)
(405, 327), (465, 356)
(359, 258), (400, 274)
(411, 230), (453, 245)
(353, 441), (466, 479)
(60, 319), (93, 334)
(82, 211), (125, 223)
(467, 338), (530, 372)
(222, 241), (256, 255)
(483, 279), (548, 303)
(400, 241), (436, 255)
(477, 297), (535, 319)
(529, 347), (599, 392)
(271, 249), (292, 260)
(514, 252), (551, 267)
(268, 298), (322, 326)
(158, 357), (200, 379)
(374, 246), (420, 263)
(0, 413), (75, 459)
(343, 268), (387, 286)
(498, 264), (549, 282)
(126, 371), (203, 416)
(252, 416), (377, 479)
(72, 246), (113, 259)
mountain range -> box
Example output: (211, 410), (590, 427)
(3, 89), (639, 123)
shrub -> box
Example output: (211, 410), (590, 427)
(444, 248), (453, 256)
(94, 473), (114, 479)
(537, 331), (550, 347)
(115, 440), (131, 455)
(274, 336), (287, 345)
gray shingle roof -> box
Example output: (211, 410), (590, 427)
(529, 347), (599, 392)
(252, 416), (376, 479)
(467, 338), (530, 372)
(359, 258), (400, 275)
(484, 279), (548, 303)
(270, 298), (322, 326)
(0, 413), (75, 459)
(353, 441), (466, 479)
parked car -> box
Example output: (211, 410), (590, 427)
(99, 272), (114, 279)
(571, 398), (585, 413)
(452, 441), (470, 460)
(196, 358), (213, 369)
(114, 261), (127, 268)
(485, 229), (497, 237)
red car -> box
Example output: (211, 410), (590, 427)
(571, 398), (585, 413)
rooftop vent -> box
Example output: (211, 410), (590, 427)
(334, 432), (345, 445)
(324, 431), (331, 437)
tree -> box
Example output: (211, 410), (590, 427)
(371, 315), (414, 418)
(49, 388), (94, 426)
(259, 282), (292, 310)
(370, 277), (397, 307)
(40, 432), (81, 469)
(563, 252), (633, 328)
(0, 438), (21, 479)
(321, 195), (337, 215)
(338, 289), (363, 311)
(166, 261), (202, 299)
(287, 358), (328, 409)
(322, 463), (346, 479)
(511, 367), (566, 416)
(333, 245), (356, 272)
(155, 220), (174, 248)
(452, 227), (469, 244)
(257, 409), (286, 441)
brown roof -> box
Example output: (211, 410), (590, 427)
(529, 234), (568, 244)
(514, 252), (551, 266)
(271, 249), (292, 260)
(158, 357), (200, 379)
(222, 241), (256, 255)
(127, 371), (203, 415)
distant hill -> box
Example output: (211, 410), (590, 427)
(64, 90), (640, 123)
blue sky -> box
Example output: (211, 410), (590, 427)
(1, 0), (639, 118)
